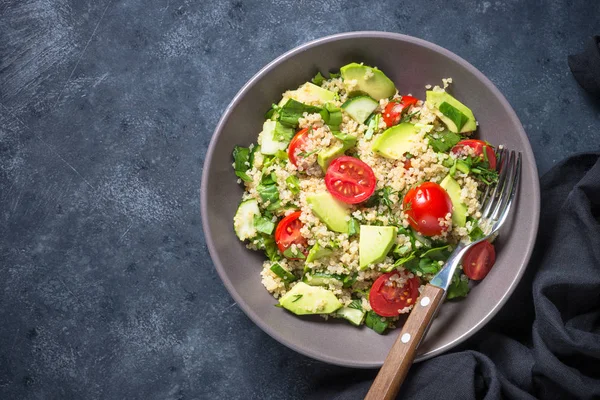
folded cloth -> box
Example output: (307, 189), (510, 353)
(311, 153), (600, 400)
(568, 36), (600, 97)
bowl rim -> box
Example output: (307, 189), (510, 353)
(200, 31), (540, 368)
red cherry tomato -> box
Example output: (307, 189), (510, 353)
(463, 241), (496, 280)
(325, 156), (376, 204)
(288, 128), (310, 166)
(369, 272), (421, 317)
(274, 211), (307, 259)
(402, 182), (452, 236)
(403, 154), (412, 169)
(451, 139), (497, 170)
(382, 95), (419, 127)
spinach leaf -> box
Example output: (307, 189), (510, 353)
(253, 215), (275, 235)
(279, 99), (323, 128)
(253, 234), (281, 261)
(232, 145), (255, 182)
(427, 130), (462, 153)
(273, 122), (294, 142)
(261, 172), (277, 185)
(283, 246), (306, 259)
(265, 103), (281, 120)
(233, 146), (251, 171)
(274, 150), (288, 161)
(365, 311), (388, 334)
(329, 71), (340, 79)
(235, 171), (252, 182)
(311, 71), (325, 86)
(332, 131), (357, 150)
(325, 103), (343, 129)
(285, 175), (300, 194)
(447, 271), (470, 299)
(257, 184), (279, 204)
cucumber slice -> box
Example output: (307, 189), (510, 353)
(303, 273), (343, 287)
(259, 120), (293, 155)
(270, 263), (297, 283)
(233, 199), (260, 240)
(336, 301), (366, 326)
(341, 96), (378, 124)
(306, 243), (333, 263)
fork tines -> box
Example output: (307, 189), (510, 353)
(481, 147), (522, 226)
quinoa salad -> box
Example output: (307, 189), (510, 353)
(231, 63), (499, 333)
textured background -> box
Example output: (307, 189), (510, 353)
(1, 0), (599, 399)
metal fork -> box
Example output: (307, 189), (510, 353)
(366, 147), (522, 400)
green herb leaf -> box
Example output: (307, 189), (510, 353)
(418, 257), (442, 275)
(427, 130), (462, 153)
(365, 311), (388, 334)
(447, 271), (470, 299)
(253, 234), (281, 261)
(297, 149), (319, 158)
(439, 102), (469, 132)
(285, 175), (300, 194)
(469, 221), (485, 241)
(283, 246), (306, 259)
(460, 155), (499, 185)
(292, 294), (303, 302)
(347, 299), (363, 310)
(265, 103), (281, 120)
(342, 274), (358, 288)
(329, 72), (340, 79)
(400, 110), (420, 123)
(311, 71), (325, 86)
(253, 215), (275, 235)
(420, 245), (451, 261)
(364, 113), (380, 140)
(348, 218), (360, 236)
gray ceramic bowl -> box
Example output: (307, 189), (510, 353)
(201, 32), (540, 368)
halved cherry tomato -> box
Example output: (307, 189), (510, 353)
(369, 272), (421, 317)
(382, 95), (419, 127)
(451, 139), (497, 170)
(325, 156), (376, 204)
(463, 241), (496, 280)
(288, 128), (310, 166)
(402, 182), (452, 236)
(274, 211), (307, 259)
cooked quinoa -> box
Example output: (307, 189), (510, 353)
(232, 63), (499, 333)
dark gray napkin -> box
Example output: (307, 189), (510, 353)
(568, 36), (600, 97)
(311, 152), (600, 400)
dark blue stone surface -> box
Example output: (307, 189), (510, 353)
(1, 0), (598, 398)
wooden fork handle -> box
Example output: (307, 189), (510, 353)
(365, 284), (445, 400)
